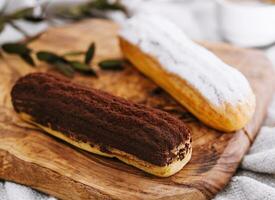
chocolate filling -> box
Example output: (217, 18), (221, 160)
(11, 73), (191, 166)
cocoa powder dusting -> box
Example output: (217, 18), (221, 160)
(11, 73), (191, 166)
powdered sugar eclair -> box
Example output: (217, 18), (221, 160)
(119, 14), (256, 132)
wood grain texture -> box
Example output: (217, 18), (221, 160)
(0, 19), (274, 200)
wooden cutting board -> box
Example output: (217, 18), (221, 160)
(0, 19), (274, 200)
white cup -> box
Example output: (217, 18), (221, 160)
(216, 0), (275, 47)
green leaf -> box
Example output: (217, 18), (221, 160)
(23, 16), (44, 23)
(69, 61), (90, 71)
(57, 6), (88, 20)
(1, 42), (34, 67)
(9, 7), (34, 20)
(98, 59), (124, 71)
(20, 53), (35, 66)
(90, 0), (128, 14)
(63, 51), (85, 57)
(36, 51), (75, 77)
(8, 7), (34, 20)
(84, 42), (95, 64)
(0, 18), (5, 33)
(56, 0), (127, 20)
(2, 43), (31, 55)
(54, 62), (75, 78)
(69, 61), (97, 76)
(36, 51), (64, 63)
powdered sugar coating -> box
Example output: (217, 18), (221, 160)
(120, 14), (253, 107)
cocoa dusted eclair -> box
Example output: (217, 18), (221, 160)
(11, 73), (192, 177)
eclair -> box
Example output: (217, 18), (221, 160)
(11, 73), (192, 177)
(119, 14), (256, 132)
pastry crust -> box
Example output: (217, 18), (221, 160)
(19, 113), (192, 177)
(119, 38), (255, 132)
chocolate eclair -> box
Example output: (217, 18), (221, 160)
(11, 73), (192, 177)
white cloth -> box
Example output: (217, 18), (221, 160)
(0, 0), (275, 199)
(214, 99), (275, 200)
